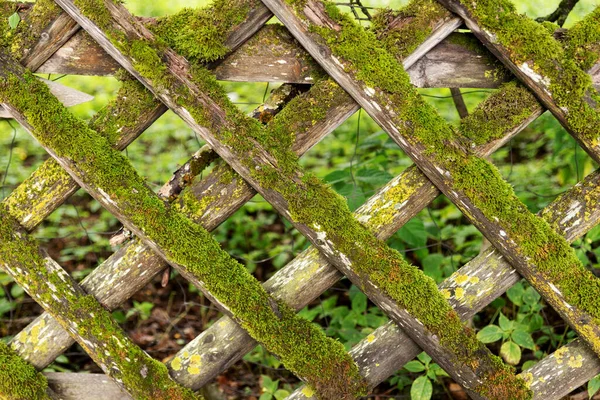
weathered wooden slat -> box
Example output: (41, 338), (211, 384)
(166, 80), (541, 390)
(0, 209), (199, 399)
(436, 0), (600, 163)
(44, 373), (132, 400)
(1, 49), (370, 400)
(262, 0), (600, 373)
(288, 167), (600, 398)
(53, 1), (531, 397)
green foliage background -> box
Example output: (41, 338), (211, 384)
(1, 0), (600, 398)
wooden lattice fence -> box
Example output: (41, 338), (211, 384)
(0, 0), (599, 399)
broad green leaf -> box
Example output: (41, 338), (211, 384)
(498, 313), (512, 331)
(259, 394), (272, 400)
(55, 355), (69, 364)
(404, 360), (426, 373)
(477, 325), (503, 343)
(398, 218), (428, 248)
(528, 313), (544, 332)
(506, 282), (524, 306)
(274, 389), (290, 400)
(410, 376), (433, 400)
(588, 375), (600, 398)
(8, 12), (20, 30)
(417, 352), (432, 365)
(522, 287), (541, 306)
(422, 254), (444, 282)
(512, 329), (536, 350)
(500, 341), (521, 365)
(350, 288), (367, 313)
(522, 360), (537, 371)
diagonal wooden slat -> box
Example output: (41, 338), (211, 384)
(7, 0), (455, 373)
(8, 81), (305, 367)
(0, 49), (368, 398)
(260, 0), (600, 370)
(289, 167), (600, 398)
(435, 0), (600, 162)
(53, 1), (533, 397)
(1, 0), (600, 396)
(0, 209), (200, 399)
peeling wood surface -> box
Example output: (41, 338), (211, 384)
(45, 373), (133, 400)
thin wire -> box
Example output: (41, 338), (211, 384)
(1, 120), (17, 200)
(349, 109), (362, 190)
(71, 203), (99, 264)
(420, 89), (493, 99)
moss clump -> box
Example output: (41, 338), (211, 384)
(0, 208), (202, 400)
(453, 0), (600, 146)
(147, 0), (252, 64)
(460, 81), (540, 145)
(564, 7), (600, 71)
(371, 0), (451, 60)
(89, 70), (160, 146)
(0, 51), (367, 399)
(0, 341), (51, 400)
(0, 0), (62, 60)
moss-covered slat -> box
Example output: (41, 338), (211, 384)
(288, 167), (600, 399)
(435, 0), (600, 162)
(0, 341), (57, 400)
(3, 73), (165, 230)
(522, 338), (600, 399)
(2, 0), (273, 231)
(55, 0), (532, 397)
(0, 209), (201, 400)
(0, 0), (79, 70)
(264, 0), (600, 369)
(0, 52), (367, 399)
(9, 79), (355, 376)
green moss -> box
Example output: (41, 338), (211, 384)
(289, 0), (600, 373)
(460, 80), (540, 145)
(0, 341), (51, 400)
(89, 70), (159, 146)
(0, 54), (367, 400)
(0, 208), (201, 400)
(147, 0), (252, 64)
(371, 0), (451, 60)
(0, 0), (62, 60)
(564, 7), (600, 71)
(454, 0), (600, 146)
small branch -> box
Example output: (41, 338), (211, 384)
(450, 87), (468, 118)
(536, 0), (579, 26)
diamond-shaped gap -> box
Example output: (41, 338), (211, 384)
(0, 73), (119, 203)
(303, 107), (413, 211)
(490, 110), (597, 214)
(472, 277), (574, 377)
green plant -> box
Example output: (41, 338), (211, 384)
(259, 375), (290, 400)
(389, 352), (449, 400)
(477, 282), (541, 365)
